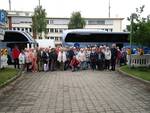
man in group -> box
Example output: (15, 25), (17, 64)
(110, 43), (118, 71)
(12, 45), (20, 69)
(97, 47), (105, 70)
(90, 48), (98, 70)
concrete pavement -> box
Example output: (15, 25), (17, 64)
(0, 70), (150, 113)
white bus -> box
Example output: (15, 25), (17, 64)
(62, 29), (129, 48)
(0, 30), (37, 64)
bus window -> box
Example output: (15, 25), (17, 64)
(62, 29), (129, 47)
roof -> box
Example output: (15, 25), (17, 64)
(7, 11), (124, 20)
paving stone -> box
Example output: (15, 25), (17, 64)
(0, 70), (149, 113)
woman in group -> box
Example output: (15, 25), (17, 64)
(19, 50), (26, 71)
(104, 47), (111, 70)
(70, 55), (80, 72)
(32, 49), (38, 72)
(77, 48), (87, 70)
(57, 48), (67, 70)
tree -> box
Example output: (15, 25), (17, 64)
(31, 6), (47, 39)
(126, 5), (150, 47)
(68, 12), (86, 29)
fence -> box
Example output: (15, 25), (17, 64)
(127, 54), (150, 67)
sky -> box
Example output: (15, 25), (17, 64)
(0, 0), (150, 29)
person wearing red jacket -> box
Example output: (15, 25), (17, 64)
(12, 46), (20, 69)
(70, 55), (80, 72)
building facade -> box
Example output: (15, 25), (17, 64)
(7, 11), (124, 45)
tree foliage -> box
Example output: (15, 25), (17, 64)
(127, 5), (150, 47)
(31, 6), (47, 38)
(68, 12), (86, 29)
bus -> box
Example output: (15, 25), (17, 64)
(2, 30), (37, 49)
(62, 29), (130, 48)
(0, 30), (37, 64)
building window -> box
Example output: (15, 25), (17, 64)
(105, 29), (108, 32)
(50, 37), (54, 39)
(13, 27), (16, 30)
(47, 20), (49, 24)
(45, 36), (49, 39)
(25, 28), (28, 32)
(88, 20), (105, 25)
(25, 12), (29, 16)
(21, 28), (24, 31)
(50, 28), (54, 33)
(47, 28), (49, 33)
(39, 37), (42, 39)
(59, 29), (63, 33)
(49, 20), (54, 24)
(55, 37), (59, 41)
(108, 29), (113, 32)
(105, 20), (113, 25)
(17, 28), (20, 31)
(59, 37), (62, 41)
(55, 29), (58, 33)
(29, 28), (32, 32)
(64, 28), (68, 31)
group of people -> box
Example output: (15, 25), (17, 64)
(11, 43), (127, 72)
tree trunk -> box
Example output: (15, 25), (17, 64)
(33, 32), (37, 39)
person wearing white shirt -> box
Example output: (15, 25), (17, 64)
(19, 50), (26, 71)
(104, 47), (111, 70)
(77, 48), (87, 70)
(57, 48), (67, 70)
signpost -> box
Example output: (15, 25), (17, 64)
(0, 9), (7, 69)
(0, 9), (6, 40)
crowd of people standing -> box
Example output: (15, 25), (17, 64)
(11, 43), (127, 72)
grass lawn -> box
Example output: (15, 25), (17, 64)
(0, 68), (19, 86)
(120, 66), (150, 81)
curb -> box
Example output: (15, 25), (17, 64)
(0, 70), (22, 95)
(117, 68), (150, 86)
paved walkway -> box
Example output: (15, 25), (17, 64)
(0, 70), (150, 113)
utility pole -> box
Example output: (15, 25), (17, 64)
(9, 0), (11, 10)
(39, 0), (41, 6)
(129, 13), (136, 68)
(108, 0), (111, 18)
